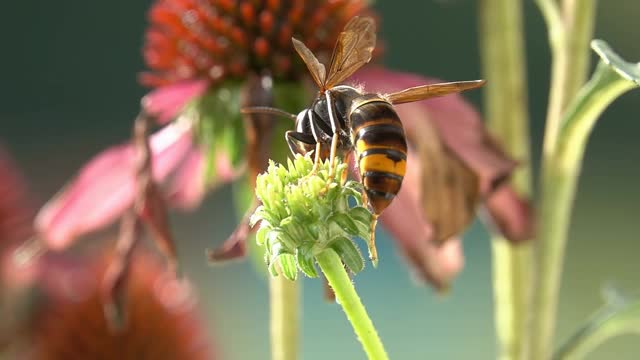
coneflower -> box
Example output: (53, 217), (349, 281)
(24, 249), (214, 360)
(35, 0), (532, 289)
(141, 0), (373, 87)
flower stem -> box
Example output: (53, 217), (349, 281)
(315, 249), (388, 360)
(530, 59), (636, 360)
(478, 0), (532, 358)
(529, 2), (597, 359)
(270, 275), (300, 360)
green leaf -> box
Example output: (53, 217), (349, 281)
(277, 253), (298, 281)
(591, 40), (640, 85)
(330, 237), (364, 274)
(328, 213), (360, 236)
(556, 40), (640, 170)
(554, 293), (640, 360)
(349, 206), (373, 239)
(297, 249), (319, 278)
(255, 226), (269, 246)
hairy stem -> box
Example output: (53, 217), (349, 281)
(270, 275), (300, 360)
(478, 0), (532, 359)
(316, 249), (388, 360)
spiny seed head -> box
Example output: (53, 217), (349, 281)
(141, 0), (374, 87)
(250, 155), (373, 281)
(24, 252), (213, 360)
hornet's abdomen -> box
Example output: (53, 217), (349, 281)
(350, 97), (407, 215)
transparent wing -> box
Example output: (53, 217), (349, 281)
(388, 80), (486, 105)
(292, 37), (326, 87)
(324, 16), (376, 88)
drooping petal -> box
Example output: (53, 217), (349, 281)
(482, 185), (535, 242)
(167, 149), (239, 210)
(0, 144), (33, 247)
(353, 67), (533, 244)
(35, 122), (194, 249)
(142, 79), (209, 124)
(379, 149), (465, 290)
(352, 66), (516, 195)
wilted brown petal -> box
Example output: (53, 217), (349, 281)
(352, 66), (516, 195)
(207, 201), (259, 262)
(379, 148), (465, 290)
(353, 67), (533, 243)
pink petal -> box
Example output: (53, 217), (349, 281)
(353, 67), (533, 244)
(166, 148), (207, 210)
(142, 79), (209, 124)
(352, 67), (516, 195)
(482, 185), (535, 242)
(35, 122), (194, 249)
(0, 144), (34, 247)
(379, 149), (464, 290)
(166, 150), (240, 210)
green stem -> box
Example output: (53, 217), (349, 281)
(316, 249), (388, 360)
(529, 2), (597, 359)
(561, 0), (597, 103)
(529, 60), (636, 360)
(270, 275), (300, 360)
(539, 0), (596, 156)
(478, 0), (532, 358)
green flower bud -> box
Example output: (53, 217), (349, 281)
(251, 154), (373, 280)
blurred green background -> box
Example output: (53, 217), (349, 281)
(1, 1), (639, 359)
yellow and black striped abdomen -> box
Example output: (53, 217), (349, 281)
(350, 98), (407, 215)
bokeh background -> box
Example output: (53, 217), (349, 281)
(1, 1), (639, 359)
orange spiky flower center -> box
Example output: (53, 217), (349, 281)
(141, 0), (373, 87)
(27, 252), (213, 360)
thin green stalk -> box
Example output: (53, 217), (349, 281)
(529, 1), (598, 359)
(529, 58), (636, 360)
(478, 0), (532, 358)
(540, 0), (596, 156)
(561, 0), (597, 103)
(270, 275), (300, 360)
(316, 249), (388, 360)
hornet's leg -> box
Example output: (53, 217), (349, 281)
(306, 109), (325, 175)
(325, 91), (342, 179)
(369, 214), (379, 267)
(340, 152), (351, 184)
(285, 130), (316, 156)
(360, 189), (379, 266)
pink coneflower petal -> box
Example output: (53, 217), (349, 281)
(352, 67), (516, 195)
(379, 149), (464, 290)
(0, 144), (34, 247)
(166, 148), (207, 210)
(483, 185), (535, 242)
(142, 79), (209, 124)
(35, 122), (194, 249)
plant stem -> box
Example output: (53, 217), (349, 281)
(561, 0), (597, 104)
(540, 0), (596, 156)
(529, 60), (635, 360)
(270, 275), (300, 360)
(478, 0), (532, 359)
(316, 249), (388, 360)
